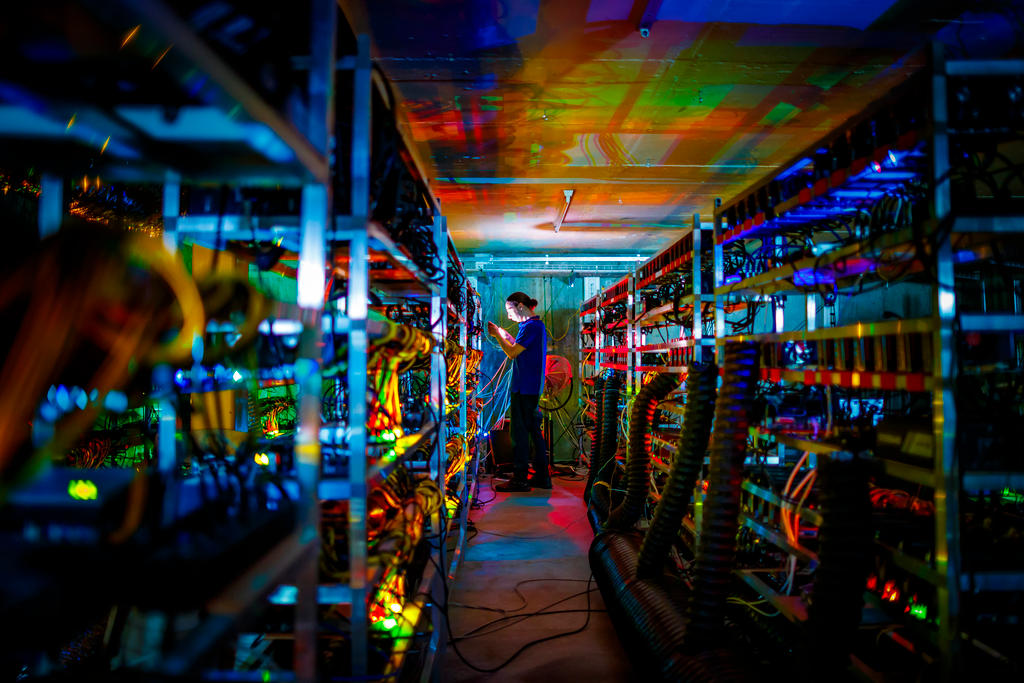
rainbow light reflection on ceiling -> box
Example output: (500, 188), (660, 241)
(343, 0), (1016, 255)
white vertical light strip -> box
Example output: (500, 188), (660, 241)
(298, 184), (327, 308)
(774, 298), (785, 333)
(162, 171), (181, 254)
(39, 173), (62, 237)
(806, 295), (817, 332)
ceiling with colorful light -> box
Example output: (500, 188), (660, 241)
(341, 0), (1021, 255)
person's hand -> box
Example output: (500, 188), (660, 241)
(487, 321), (500, 338)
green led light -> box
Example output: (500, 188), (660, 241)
(910, 604), (928, 620)
(262, 671), (271, 683)
(68, 479), (98, 501)
(382, 617), (397, 630)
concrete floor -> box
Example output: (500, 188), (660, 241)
(440, 472), (637, 682)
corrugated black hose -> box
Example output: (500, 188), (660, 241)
(583, 371), (609, 505)
(588, 371), (624, 528)
(801, 456), (873, 678)
(686, 342), (760, 651)
(636, 363), (718, 579)
(605, 372), (680, 531)
(590, 529), (753, 682)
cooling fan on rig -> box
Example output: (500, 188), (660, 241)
(539, 354), (573, 412)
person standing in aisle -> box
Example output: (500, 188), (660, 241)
(487, 292), (550, 492)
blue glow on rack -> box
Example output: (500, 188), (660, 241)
(953, 250), (982, 264)
(775, 157), (813, 181)
(793, 268), (836, 286)
(811, 243), (843, 256)
(866, 171), (918, 181)
(831, 189), (889, 199)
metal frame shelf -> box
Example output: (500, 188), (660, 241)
(0, 3), (472, 681)
(709, 49), (1024, 682)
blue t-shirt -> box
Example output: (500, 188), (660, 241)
(512, 317), (547, 395)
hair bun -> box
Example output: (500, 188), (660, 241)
(506, 291), (538, 310)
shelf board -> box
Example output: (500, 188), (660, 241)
(880, 458), (935, 487)
(333, 223), (441, 297)
(637, 253), (694, 288)
(722, 317), (937, 345)
(958, 314), (1024, 333)
(715, 224), (923, 298)
(751, 428), (843, 456)
(657, 402), (686, 416)
(952, 215), (1024, 233)
(650, 434), (678, 456)
(735, 569), (809, 624)
(946, 59), (1024, 76)
(741, 481), (824, 527)
(741, 514), (819, 568)
(962, 471), (1024, 492)
(178, 216), (441, 296)
(715, 130), (922, 245)
(267, 583), (353, 606)
(634, 296), (702, 326)
(635, 365), (689, 374)
(638, 336), (713, 352)
(651, 454), (673, 474)
(960, 571), (1024, 592)
(603, 291), (629, 306)
(875, 542), (945, 586)
(758, 367), (932, 392)
(319, 422), (440, 495)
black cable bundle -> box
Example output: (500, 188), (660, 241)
(605, 373), (680, 531)
(686, 342), (760, 651)
(466, 292), (477, 337)
(637, 363), (718, 579)
(801, 456), (873, 679)
(394, 216), (443, 283)
(583, 371), (609, 506)
(447, 264), (465, 312)
(587, 371), (624, 529)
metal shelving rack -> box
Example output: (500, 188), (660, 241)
(579, 291), (601, 463)
(414, 242), (480, 681)
(0, 1), (474, 681)
(710, 48), (1024, 680)
(626, 215), (715, 495)
(631, 214), (715, 379)
(444, 244), (481, 584)
(577, 217), (715, 484)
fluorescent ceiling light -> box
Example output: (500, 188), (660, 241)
(554, 189), (574, 233)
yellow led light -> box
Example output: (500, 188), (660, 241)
(68, 479), (98, 501)
(254, 453), (271, 466)
(390, 603), (402, 614)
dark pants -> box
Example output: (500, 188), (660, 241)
(510, 392), (548, 482)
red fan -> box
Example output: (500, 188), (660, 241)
(539, 354), (573, 412)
